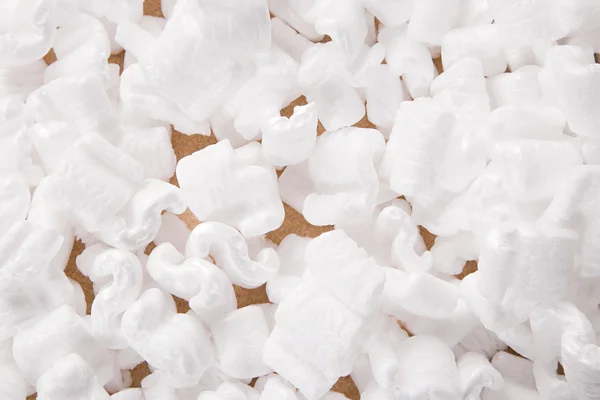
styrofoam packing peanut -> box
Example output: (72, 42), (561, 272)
(177, 140), (284, 237)
(185, 221), (280, 289)
(211, 306), (274, 380)
(0, 0), (58, 69)
(5, 0), (600, 398)
(76, 244), (144, 349)
(297, 43), (365, 131)
(43, 13), (117, 87)
(121, 288), (215, 388)
(12, 305), (114, 386)
(294, 0), (367, 61)
(280, 127), (385, 226)
(35, 353), (112, 400)
(146, 241), (237, 324)
(378, 24), (436, 99)
(261, 102), (318, 167)
(267, 0), (323, 42)
(0, 221), (83, 341)
(270, 18), (314, 64)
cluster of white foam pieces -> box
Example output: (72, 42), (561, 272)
(4, 0), (600, 399)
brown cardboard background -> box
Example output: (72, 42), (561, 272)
(24, 1), (472, 398)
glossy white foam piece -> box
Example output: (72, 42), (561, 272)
(43, 13), (113, 85)
(153, 212), (190, 254)
(12, 305), (114, 386)
(378, 24), (436, 99)
(139, 372), (181, 400)
(119, 126), (176, 181)
(430, 57), (490, 192)
(407, 0), (461, 45)
(304, 230), (385, 316)
(403, 298), (481, 348)
(119, 64), (211, 135)
(395, 336), (461, 399)
(0, 341), (27, 400)
(336, 200), (410, 268)
(261, 102), (318, 167)
(540, 166), (600, 233)
(297, 43), (365, 131)
(580, 138), (600, 165)
(0, 0), (58, 68)
(362, 314), (410, 392)
(210, 108), (256, 149)
(474, 223), (577, 323)
(457, 352), (504, 399)
(388, 206), (433, 273)
(91, 0), (144, 25)
(321, 393), (350, 400)
(364, 64), (408, 134)
(294, 0), (367, 61)
(177, 140), (284, 237)
(0, 367), (26, 400)
(379, 97), (454, 204)
(0, 173), (30, 237)
(460, 273), (521, 334)
(298, 127), (385, 226)
(0, 60), (45, 101)
(487, 66), (542, 108)
(110, 388), (145, 400)
(97, 179), (186, 251)
(123, 16), (167, 68)
(121, 288), (215, 388)
(382, 267), (460, 320)
(364, 9), (377, 47)
(212, 306), (273, 379)
(360, 384), (396, 400)
(257, 374), (299, 400)
(271, 18), (313, 64)
(362, 0), (414, 27)
(197, 381), (259, 400)
(483, 351), (540, 400)
(442, 25), (507, 77)
(27, 74), (121, 158)
(0, 98), (43, 185)
(266, 234), (310, 304)
(453, 325), (507, 360)
(488, 0), (573, 47)
(0, 221), (81, 340)
(268, 0), (323, 41)
(430, 232), (479, 275)
(223, 49), (299, 141)
(496, 325), (536, 358)
(491, 140), (583, 202)
(146, 243), (236, 324)
(36, 354), (111, 400)
(530, 302), (600, 400)
(185, 221), (279, 289)
(76, 244), (143, 349)
(503, 45), (537, 71)
(457, 0), (493, 26)
(27, 176), (75, 271)
(531, 361), (572, 400)
(543, 45), (600, 138)
(263, 281), (365, 400)
(159, 0), (178, 18)
(128, 0), (269, 121)
(105, 367), (134, 395)
(45, 132), (144, 234)
(142, 366), (231, 400)
(487, 105), (566, 145)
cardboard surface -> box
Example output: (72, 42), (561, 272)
(24, 1), (473, 398)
